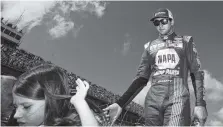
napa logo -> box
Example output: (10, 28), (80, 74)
(155, 49), (179, 69)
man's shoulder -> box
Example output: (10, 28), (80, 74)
(144, 39), (159, 49)
(182, 35), (193, 43)
(144, 41), (150, 49)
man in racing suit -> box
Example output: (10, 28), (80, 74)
(104, 8), (208, 126)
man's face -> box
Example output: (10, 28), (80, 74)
(13, 94), (45, 126)
(153, 18), (173, 35)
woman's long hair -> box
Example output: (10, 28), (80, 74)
(13, 63), (74, 125)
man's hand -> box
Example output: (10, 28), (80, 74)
(70, 78), (89, 105)
(193, 106), (208, 126)
(103, 103), (122, 125)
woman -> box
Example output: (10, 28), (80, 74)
(12, 63), (99, 126)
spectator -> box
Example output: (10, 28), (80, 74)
(12, 63), (98, 126)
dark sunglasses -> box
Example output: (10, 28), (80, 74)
(153, 18), (169, 26)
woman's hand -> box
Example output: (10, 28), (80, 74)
(70, 78), (89, 105)
(69, 79), (99, 126)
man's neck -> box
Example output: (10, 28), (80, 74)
(159, 29), (174, 38)
(159, 29), (175, 40)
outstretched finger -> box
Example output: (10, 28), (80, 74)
(103, 110), (108, 115)
(76, 78), (84, 88)
(83, 80), (90, 89)
(103, 106), (110, 111)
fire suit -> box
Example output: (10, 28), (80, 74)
(116, 32), (206, 126)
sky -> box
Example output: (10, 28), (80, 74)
(1, 1), (223, 125)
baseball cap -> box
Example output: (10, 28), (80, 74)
(150, 8), (174, 21)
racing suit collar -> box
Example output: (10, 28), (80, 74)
(159, 31), (176, 41)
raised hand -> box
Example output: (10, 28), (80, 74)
(70, 78), (89, 104)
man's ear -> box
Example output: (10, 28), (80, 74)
(171, 19), (174, 26)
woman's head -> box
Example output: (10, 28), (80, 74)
(13, 94), (45, 126)
(13, 64), (71, 126)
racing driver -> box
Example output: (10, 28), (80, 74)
(103, 8), (208, 126)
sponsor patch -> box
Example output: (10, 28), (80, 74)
(166, 37), (183, 48)
(153, 69), (180, 76)
(168, 42), (183, 48)
(157, 79), (173, 83)
(174, 37), (183, 41)
(155, 49), (180, 69)
(150, 43), (165, 52)
(155, 12), (166, 16)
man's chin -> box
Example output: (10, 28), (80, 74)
(159, 31), (168, 35)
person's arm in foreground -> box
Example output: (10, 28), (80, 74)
(103, 44), (152, 125)
(185, 36), (208, 126)
(70, 78), (99, 126)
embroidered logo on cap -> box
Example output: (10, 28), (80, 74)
(155, 12), (166, 16)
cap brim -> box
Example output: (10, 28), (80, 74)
(150, 16), (169, 21)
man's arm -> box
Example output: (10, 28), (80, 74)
(116, 43), (152, 108)
(185, 36), (206, 106)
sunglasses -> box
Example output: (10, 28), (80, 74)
(153, 18), (169, 26)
